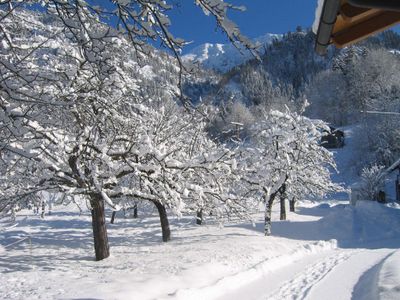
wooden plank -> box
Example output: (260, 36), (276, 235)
(332, 11), (400, 47)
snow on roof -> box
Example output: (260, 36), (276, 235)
(312, 0), (325, 34)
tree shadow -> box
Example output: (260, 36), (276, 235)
(1, 227), (93, 250)
(2, 203), (399, 275)
(0, 251), (95, 273)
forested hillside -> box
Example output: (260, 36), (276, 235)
(189, 29), (400, 170)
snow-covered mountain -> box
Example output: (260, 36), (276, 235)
(183, 33), (282, 72)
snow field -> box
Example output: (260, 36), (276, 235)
(0, 201), (335, 300)
(1, 199), (399, 299)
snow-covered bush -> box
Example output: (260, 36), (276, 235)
(359, 164), (386, 201)
(209, 100), (255, 141)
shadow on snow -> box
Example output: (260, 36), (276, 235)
(1, 202), (400, 273)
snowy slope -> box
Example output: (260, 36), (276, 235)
(328, 125), (398, 201)
(328, 126), (360, 199)
(183, 33), (281, 72)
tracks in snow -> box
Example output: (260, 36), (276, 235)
(266, 250), (356, 300)
(164, 244), (396, 300)
(264, 248), (397, 300)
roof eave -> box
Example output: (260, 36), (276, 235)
(315, 0), (341, 55)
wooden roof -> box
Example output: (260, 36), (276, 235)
(332, 1), (400, 48)
(315, 0), (400, 54)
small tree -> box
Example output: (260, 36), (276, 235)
(242, 108), (342, 236)
(359, 164), (386, 201)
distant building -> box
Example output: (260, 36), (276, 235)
(321, 127), (345, 148)
(387, 158), (400, 202)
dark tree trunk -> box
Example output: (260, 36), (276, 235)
(153, 201), (170, 242)
(264, 192), (277, 236)
(196, 209), (203, 225)
(265, 178), (288, 236)
(279, 183), (287, 220)
(110, 211), (116, 224)
(289, 198), (296, 212)
(133, 204), (138, 219)
(90, 194), (110, 261)
(280, 196), (286, 221)
(41, 201), (45, 218)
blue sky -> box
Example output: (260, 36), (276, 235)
(168, 0), (318, 52)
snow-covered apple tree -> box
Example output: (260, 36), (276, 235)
(241, 107), (343, 236)
(0, 1), (257, 260)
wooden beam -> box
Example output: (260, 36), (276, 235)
(334, 4), (381, 33)
(332, 11), (400, 47)
(340, 3), (378, 22)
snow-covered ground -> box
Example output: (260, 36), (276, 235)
(1, 126), (400, 300)
(1, 199), (399, 300)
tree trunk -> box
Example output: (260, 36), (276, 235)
(11, 207), (16, 222)
(279, 182), (287, 220)
(289, 198), (296, 212)
(264, 191), (277, 236)
(41, 201), (45, 218)
(90, 194), (110, 261)
(110, 211), (116, 224)
(280, 195), (286, 221)
(153, 201), (171, 242)
(133, 204), (138, 219)
(196, 209), (203, 225)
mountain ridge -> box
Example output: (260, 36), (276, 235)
(183, 33), (282, 72)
